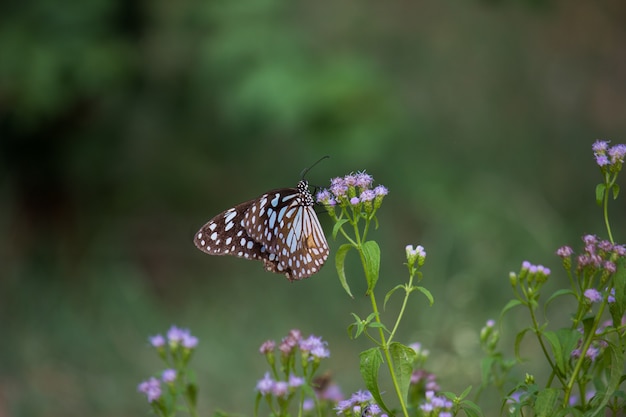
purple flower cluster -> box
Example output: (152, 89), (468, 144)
(419, 390), (453, 417)
(150, 325), (198, 350)
(316, 171), (388, 210)
(411, 369), (440, 391)
(334, 390), (385, 417)
(256, 372), (304, 397)
(559, 234), (625, 273)
(593, 140), (626, 169)
(137, 377), (162, 403)
(570, 327), (608, 362)
(138, 326), (199, 404)
(520, 261), (551, 277)
(137, 368), (179, 403)
(255, 329), (333, 408)
(264, 329), (331, 360)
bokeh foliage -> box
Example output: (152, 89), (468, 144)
(1, 0), (625, 416)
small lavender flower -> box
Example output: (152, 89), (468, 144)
(288, 375), (305, 388)
(316, 190), (332, 204)
(167, 325), (185, 346)
(583, 234), (598, 247)
(359, 189), (376, 203)
(259, 340), (275, 354)
(598, 240), (613, 252)
(355, 171), (374, 189)
(319, 383), (344, 401)
(608, 144), (626, 164)
(256, 372), (274, 396)
(138, 377), (162, 403)
(604, 261), (616, 274)
(584, 288), (602, 303)
(149, 334), (165, 348)
(373, 185), (388, 197)
(586, 346), (600, 361)
(279, 329), (301, 355)
(608, 288), (616, 303)
(592, 140), (609, 153)
(272, 381), (290, 398)
(303, 398), (315, 411)
(344, 174), (358, 187)
(596, 154), (610, 167)
(350, 197), (360, 205)
(182, 332), (198, 349)
(335, 399), (354, 415)
(299, 335), (330, 359)
(350, 390), (373, 403)
(330, 177), (348, 198)
(536, 265), (551, 276)
(162, 369), (177, 383)
(556, 246), (573, 258)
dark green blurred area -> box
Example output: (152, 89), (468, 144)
(2, 0), (626, 415)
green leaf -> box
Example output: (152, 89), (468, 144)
(359, 348), (392, 414)
(415, 286), (434, 306)
(389, 342), (417, 403)
(480, 356), (495, 386)
(534, 388), (559, 417)
(459, 400), (484, 417)
(186, 383), (198, 408)
(612, 183), (620, 200)
(514, 327), (532, 361)
(458, 385), (473, 400)
(595, 183), (606, 206)
(362, 240), (381, 294)
(543, 329), (580, 376)
(500, 299), (523, 321)
(383, 284), (404, 310)
(332, 218), (350, 239)
(348, 312), (366, 338)
(335, 244), (354, 298)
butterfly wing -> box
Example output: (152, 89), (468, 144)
(244, 185), (329, 281)
(194, 181), (328, 281)
(194, 200), (270, 261)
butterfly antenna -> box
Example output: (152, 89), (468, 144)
(300, 156), (330, 180)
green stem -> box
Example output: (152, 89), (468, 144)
(388, 275), (415, 345)
(603, 175), (615, 244)
(563, 299), (607, 407)
(527, 301), (566, 387)
(368, 289), (410, 417)
(354, 224), (409, 417)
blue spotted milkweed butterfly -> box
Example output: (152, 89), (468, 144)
(194, 179), (329, 281)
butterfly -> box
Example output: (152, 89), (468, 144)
(194, 179), (329, 281)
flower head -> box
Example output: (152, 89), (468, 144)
(259, 340), (276, 354)
(354, 171), (374, 189)
(556, 246), (573, 258)
(256, 372), (274, 396)
(299, 335), (330, 359)
(272, 381), (289, 398)
(149, 334), (165, 348)
(162, 369), (177, 383)
(584, 288), (602, 303)
(608, 144), (626, 164)
(138, 377), (162, 403)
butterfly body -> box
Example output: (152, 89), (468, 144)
(194, 180), (329, 281)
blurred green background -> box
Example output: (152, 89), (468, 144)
(2, 0), (626, 415)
